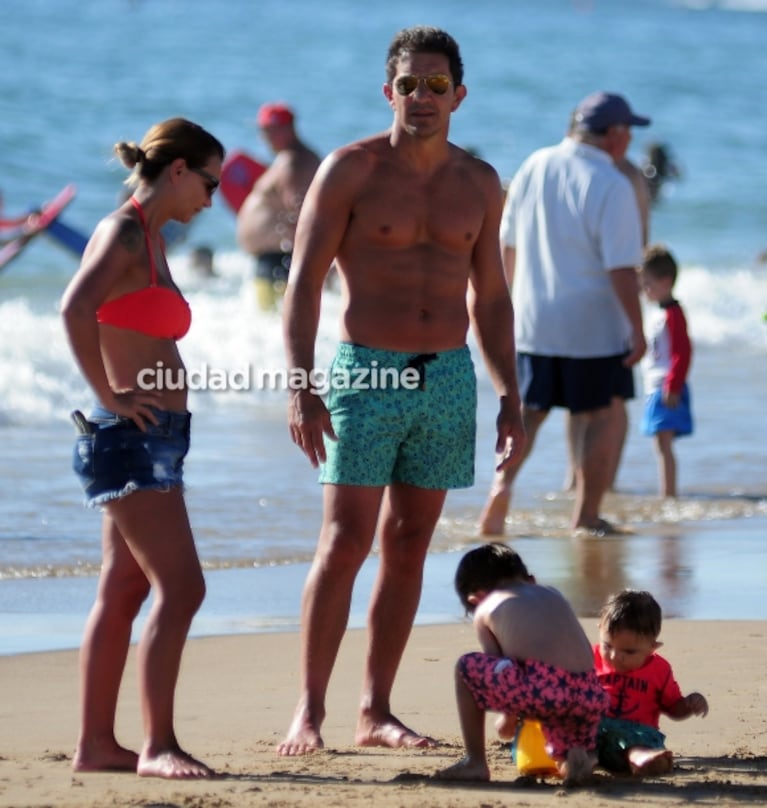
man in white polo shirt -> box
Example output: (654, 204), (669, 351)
(480, 91), (649, 536)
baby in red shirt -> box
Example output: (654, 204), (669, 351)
(595, 589), (708, 776)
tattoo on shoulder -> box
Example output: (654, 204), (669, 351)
(117, 218), (143, 253)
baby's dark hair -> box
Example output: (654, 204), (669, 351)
(385, 26), (464, 87)
(642, 243), (678, 284)
(115, 117), (225, 188)
(454, 543), (532, 614)
(599, 590), (662, 639)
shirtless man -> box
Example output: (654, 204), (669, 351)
(277, 26), (525, 756)
(236, 102), (320, 310)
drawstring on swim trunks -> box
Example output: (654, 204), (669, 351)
(405, 353), (437, 391)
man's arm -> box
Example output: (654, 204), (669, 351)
(468, 165), (525, 470)
(617, 158), (651, 246)
(502, 245), (516, 290)
(499, 172), (519, 290)
(609, 266), (646, 367)
(282, 149), (362, 466)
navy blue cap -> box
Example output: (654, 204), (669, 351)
(573, 92), (651, 133)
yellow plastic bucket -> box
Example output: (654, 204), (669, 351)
(513, 720), (559, 776)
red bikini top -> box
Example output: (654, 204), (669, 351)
(96, 197), (191, 340)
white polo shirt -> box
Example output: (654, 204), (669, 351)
(501, 137), (642, 357)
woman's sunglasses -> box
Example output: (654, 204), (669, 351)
(191, 167), (220, 197)
(393, 74), (451, 97)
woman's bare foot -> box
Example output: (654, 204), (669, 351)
(557, 747), (596, 786)
(137, 747), (213, 779)
(355, 711), (436, 749)
(72, 738), (138, 772)
(435, 756), (490, 782)
(276, 703), (325, 756)
(628, 747), (674, 776)
(479, 490), (511, 536)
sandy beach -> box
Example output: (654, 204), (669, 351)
(1, 619), (765, 808)
(2, 4), (766, 806)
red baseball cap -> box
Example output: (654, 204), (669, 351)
(257, 102), (294, 128)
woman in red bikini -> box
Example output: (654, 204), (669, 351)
(61, 117), (224, 779)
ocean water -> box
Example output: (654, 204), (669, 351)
(1, 0), (766, 655)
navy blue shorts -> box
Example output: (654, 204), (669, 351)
(72, 406), (191, 508)
(253, 251), (291, 283)
(517, 353), (635, 414)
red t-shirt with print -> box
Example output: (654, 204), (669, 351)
(594, 644), (684, 728)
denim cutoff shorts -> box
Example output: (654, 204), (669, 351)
(72, 405), (191, 508)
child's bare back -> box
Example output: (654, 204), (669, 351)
(436, 544), (608, 787)
(477, 584), (594, 673)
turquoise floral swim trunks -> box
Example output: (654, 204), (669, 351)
(319, 343), (476, 489)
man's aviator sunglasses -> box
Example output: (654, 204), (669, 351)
(393, 73), (452, 97)
(191, 167), (220, 197)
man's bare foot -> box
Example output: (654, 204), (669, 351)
(572, 517), (622, 538)
(276, 709), (324, 756)
(355, 711), (437, 749)
(628, 747), (673, 776)
(434, 756), (490, 782)
(557, 747), (596, 787)
(479, 490), (510, 536)
(72, 738), (138, 772)
(137, 747), (213, 779)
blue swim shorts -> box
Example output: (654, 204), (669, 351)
(72, 405), (191, 508)
(640, 384), (693, 437)
(319, 343), (476, 489)
(597, 717), (667, 773)
(517, 352), (634, 414)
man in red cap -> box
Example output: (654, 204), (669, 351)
(256, 102), (295, 128)
(236, 102), (320, 310)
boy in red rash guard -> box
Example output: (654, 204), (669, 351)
(638, 244), (693, 497)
